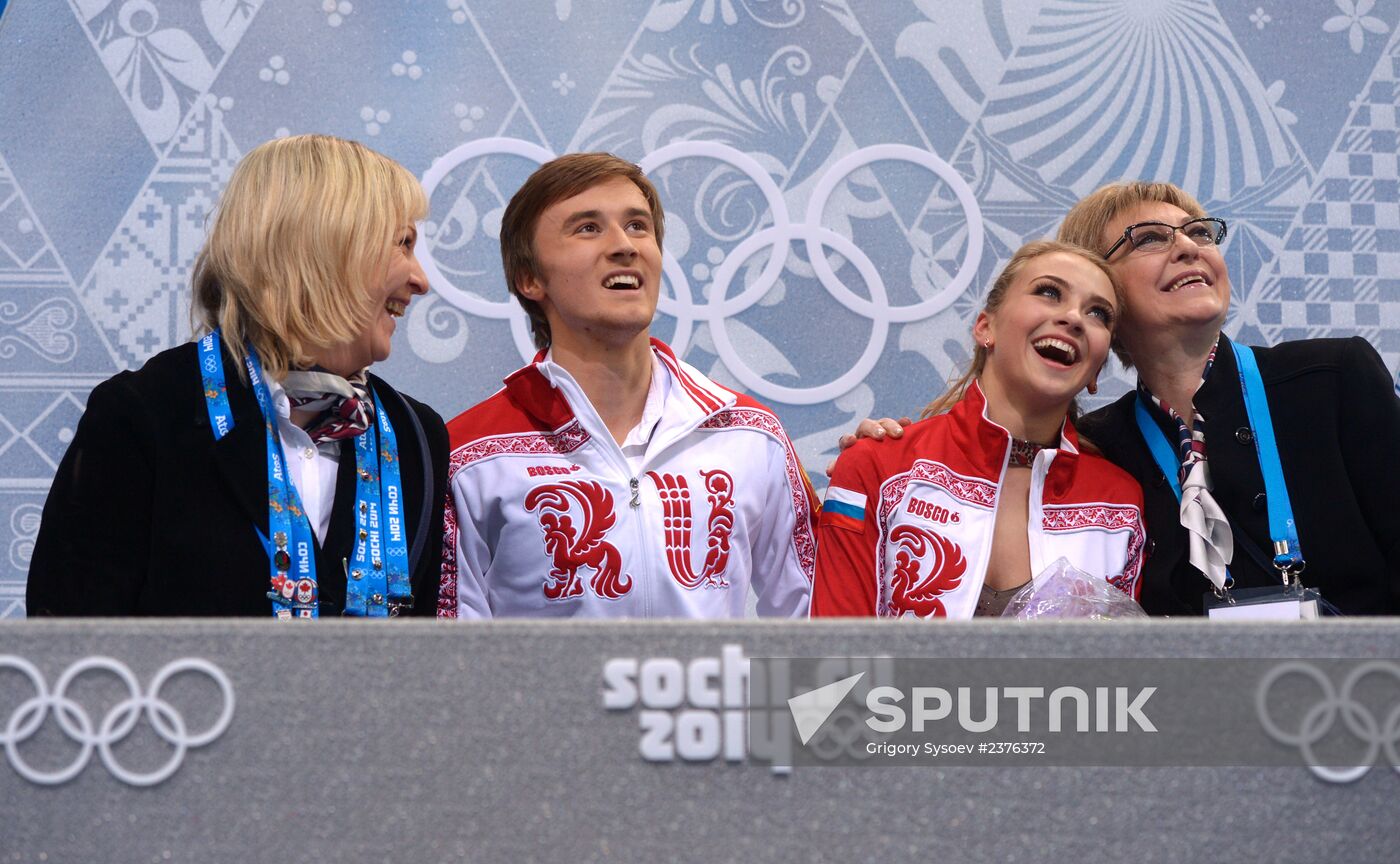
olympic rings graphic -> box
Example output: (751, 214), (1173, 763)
(805, 701), (884, 762)
(1255, 660), (1400, 784)
(418, 137), (984, 404)
(0, 655), (235, 787)
(418, 137), (555, 323)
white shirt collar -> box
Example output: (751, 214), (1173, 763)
(539, 348), (672, 447)
(624, 352), (669, 448)
(266, 375), (293, 420)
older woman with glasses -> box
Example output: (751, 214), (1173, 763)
(845, 182), (1399, 616)
(1057, 181), (1400, 616)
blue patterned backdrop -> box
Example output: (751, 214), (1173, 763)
(2, 0), (1399, 618)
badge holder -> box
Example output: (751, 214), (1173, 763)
(1201, 344), (1325, 621)
(1204, 585), (1320, 620)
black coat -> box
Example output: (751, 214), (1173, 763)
(1078, 334), (1400, 616)
(26, 342), (449, 617)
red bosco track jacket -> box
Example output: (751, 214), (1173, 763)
(814, 383), (1145, 618)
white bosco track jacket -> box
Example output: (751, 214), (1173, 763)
(439, 339), (819, 618)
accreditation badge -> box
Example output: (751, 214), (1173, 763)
(1204, 586), (1321, 620)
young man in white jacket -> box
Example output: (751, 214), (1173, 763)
(438, 153), (818, 619)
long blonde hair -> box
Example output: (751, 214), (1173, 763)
(919, 240), (1121, 419)
(191, 134), (428, 379)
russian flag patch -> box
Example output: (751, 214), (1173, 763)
(820, 485), (866, 531)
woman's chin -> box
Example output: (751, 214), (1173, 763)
(994, 379), (1081, 421)
(370, 334), (394, 366)
(1029, 368), (1092, 403)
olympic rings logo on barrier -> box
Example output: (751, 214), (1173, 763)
(418, 137), (984, 404)
(0, 656), (235, 787)
(1255, 660), (1400, 784)
(803, 701), (883, 763)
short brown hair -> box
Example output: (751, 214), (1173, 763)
(191, 134), (427, 379)
(1055, 181), (1206, 366)
(920, 240), (1121, 420)
(500, 153), (665, 348)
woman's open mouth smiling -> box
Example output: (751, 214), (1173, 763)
(1033, 337), (1079, 367)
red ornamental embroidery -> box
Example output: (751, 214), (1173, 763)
(888, 524), (967, 618)
(524, 481), (632, 601)
(438, 491), (460, 617)
(448, 422), (590, 475)
(699, 407), (816, 580)
(1041, 505), (1140, 532)
(648, 469), (736, 590)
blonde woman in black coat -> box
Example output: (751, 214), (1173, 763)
(27, 134), (448, 617)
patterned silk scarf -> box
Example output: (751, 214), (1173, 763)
(280, 368), (376, 443)
(1138, 340), (1234, 591)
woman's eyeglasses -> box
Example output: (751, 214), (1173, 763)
(1103, 217), (1227, 259)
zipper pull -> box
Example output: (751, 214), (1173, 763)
(629, 477), (640, 507)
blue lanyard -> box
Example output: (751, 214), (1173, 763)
(345, 394), (412, 616)
(197, 331), (412, 617)
(1229, 341), (1305, 579)
(1132, 342), (1305, 585)
(1133, 397), (1183, 501)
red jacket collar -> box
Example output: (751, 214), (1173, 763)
(501, 338), (732, 429)
(950, 381), (1081, 499)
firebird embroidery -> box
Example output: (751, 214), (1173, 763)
(887, 524), (967, 617)
(524, 481), (632, 601)
(647, 469), (736, 590)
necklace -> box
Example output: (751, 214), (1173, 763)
(1008, 436), (1054, 468)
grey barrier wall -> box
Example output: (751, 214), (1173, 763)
(2, 619), (1398, 864)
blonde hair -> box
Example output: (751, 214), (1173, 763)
(919, 240), (1121, 420)
(1055, 181), (1207, 254)
(191, 134), (428, 379)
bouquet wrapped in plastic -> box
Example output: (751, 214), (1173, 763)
(1000, 557), (1147, 620)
